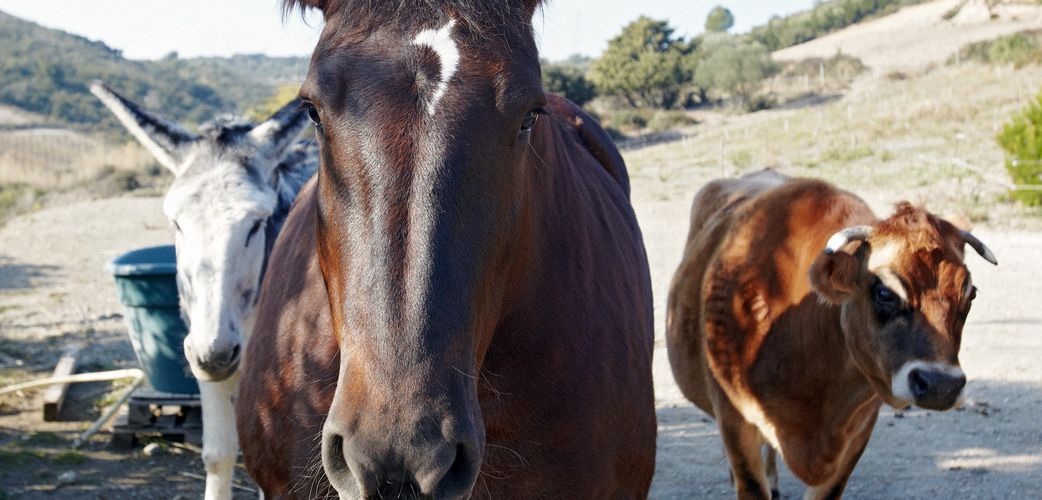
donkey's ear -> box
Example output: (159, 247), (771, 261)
(248, 97), (310, 174)
(90, 81), (199, 175)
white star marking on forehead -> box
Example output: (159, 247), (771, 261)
(412, 20), (460, 116)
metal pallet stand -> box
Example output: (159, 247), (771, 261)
(111, 383), (202, 447)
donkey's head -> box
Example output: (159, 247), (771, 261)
(91, 82), (311, 381)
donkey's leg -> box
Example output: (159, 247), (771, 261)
(201, 375), (239, 500)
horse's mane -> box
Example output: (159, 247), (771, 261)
(283, 0), (543, 35)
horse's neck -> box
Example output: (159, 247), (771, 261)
(259, 141), (319, 286)
(270, 140), (319, 235)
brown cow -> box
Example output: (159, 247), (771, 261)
(666, 170), (997, 499)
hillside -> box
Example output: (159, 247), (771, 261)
(773, 0), (1042, 72)
(0, 10), (308, 134)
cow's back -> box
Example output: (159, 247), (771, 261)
(237, 178), (339, 499)
(666, 170), (788, 412)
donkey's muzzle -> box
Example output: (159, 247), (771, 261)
(184, 342), (241, 382)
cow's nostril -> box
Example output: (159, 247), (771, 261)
(909, 368), (930, 400)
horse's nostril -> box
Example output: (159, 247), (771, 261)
(434, 441), (479, 498)
(326, 432), (348, 471)
(447, 442), (471, 481)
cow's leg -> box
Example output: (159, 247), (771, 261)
(803, 412), (878, 500)
(200, 375), (239, 500)
(716, 406), (771, 500)
(763, 445), (780, 499)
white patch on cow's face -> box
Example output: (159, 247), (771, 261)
(412, 19), (460, 116)
(163, 158), (277, 380)
(890, 360), (966, 408)
(868, 242), (908, 300)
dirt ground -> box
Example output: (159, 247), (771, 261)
(0, 171), (1040, 498)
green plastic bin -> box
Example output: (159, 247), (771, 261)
(107, 245), (198, 395)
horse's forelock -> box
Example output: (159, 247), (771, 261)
(284, 0), (544, 33)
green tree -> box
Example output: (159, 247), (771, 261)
(997, 89), (1042, 206)
(541, 62), (596, 107)
(693, 34), (778, 104)
(589, 17), (693, 108)
(705, 6), (735, 33)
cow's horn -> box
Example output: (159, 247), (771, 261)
(824, 226), (874, 254)
(960, 230), (998, 265)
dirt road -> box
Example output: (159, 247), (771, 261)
(0, 188), (1039, 498)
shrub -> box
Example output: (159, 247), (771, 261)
(604, 108), (652, 131)
(780, 53), (867, 90)
(646, 110), (697, 132)
(997, 89), (1042, 206)
(748, 0), (925, 51)
(541, 63), (596, 106)
(694, 34), (778, 103)
(953, 31), (1042, 68)
(589, 17), (693, 108)
(705, 6), (735, 33)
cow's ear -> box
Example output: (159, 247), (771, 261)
(809, 249), (862, 304)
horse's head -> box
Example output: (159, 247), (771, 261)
(91, 82), (311, 381)
(290, 0), (545, 496)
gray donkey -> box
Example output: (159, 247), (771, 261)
(91, 82), (317, 500)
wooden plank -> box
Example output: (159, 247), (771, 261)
(41, 343), (81, 421)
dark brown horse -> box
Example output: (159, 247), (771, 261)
(236, 1), (656, 498)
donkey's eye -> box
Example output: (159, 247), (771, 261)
(245, 219), (264, 247)
(304, 102), (321, 127)
(172, 220), (182, 233)
(520, 109), (541, 134)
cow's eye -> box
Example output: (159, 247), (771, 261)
(872, 282), (899, 307)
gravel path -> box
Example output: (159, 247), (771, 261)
(1, 190), (1039, 498)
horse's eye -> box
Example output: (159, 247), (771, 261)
(520, 110), (540, 134)
(305, 103), (321, 127)
(246, 219), (264, 247)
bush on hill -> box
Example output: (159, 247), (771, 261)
(997, 89), (1042, 206)
(0, 11), (305, 137)
(953, 31), (1042, 68)
(693, 34), (778, 105)
(748, 0), (924, 51)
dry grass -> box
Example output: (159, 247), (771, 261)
(622, 62), (1042, 228)
(0, 130), (154, 190)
